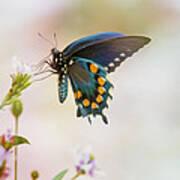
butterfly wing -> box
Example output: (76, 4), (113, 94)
(63, 32), (125, 58)
(63, 32), (151, 73)
(69, 57), (113, 124)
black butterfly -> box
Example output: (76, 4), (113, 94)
(40, 32), (151, 124)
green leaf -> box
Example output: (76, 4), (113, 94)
(52, 169), (68, 180)
(12, 136), (30, 146)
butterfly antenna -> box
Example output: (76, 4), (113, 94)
(53, 32), (58, 48)
(38, 32), (54, 47)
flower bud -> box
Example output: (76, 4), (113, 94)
(31, 170), (39, 180)
(11, 99), (23, 119)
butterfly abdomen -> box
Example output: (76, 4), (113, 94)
(58, 74), (68, 103)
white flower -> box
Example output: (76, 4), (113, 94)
(11, 56), (54, 81)
(74, 146), (102, 178)
(12, 56), (34, 75)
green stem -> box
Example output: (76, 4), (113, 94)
(0, 104), (4, 110)
(15, 117), (18, 180)
(0, 102), (6, 110)
(71, 171), (83, 180)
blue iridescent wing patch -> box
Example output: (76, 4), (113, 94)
(63, 32), (150, 72)
(69, 57), (113, 124)
(63, 32), (125, 58)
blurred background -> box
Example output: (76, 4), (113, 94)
(0, 0), (180, 179)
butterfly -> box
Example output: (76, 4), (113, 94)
(40, 32), (151, 124)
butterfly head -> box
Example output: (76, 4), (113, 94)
(49, 48), (64, 71)
(51, 48), (60, 55)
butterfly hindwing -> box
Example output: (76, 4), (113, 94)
(63, 32), (151, 73)
(69, 57), (113, 124)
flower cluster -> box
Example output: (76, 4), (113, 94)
(12, 56), (35, 76)
(0, 56), (45, 110)
(0, 132), (12, 180)
(0, 130), (29, 180)
(0, 57), (33, 110)
(0, 146), (10, 180)
(0, 131), (15, 151)
(74, 146), (98, 178)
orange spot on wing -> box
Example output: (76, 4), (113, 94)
(77, 91), (82, 99)
(74, 92), (77, 99)
(96, 95), (103, 103)
(97, 77), (106, 86)
(98, 86), (105, 95)
(83, 98), (90, 107)
(74, 90), (82, 99)
(92, 102), (98, 109)
(90, 63), (98, 73)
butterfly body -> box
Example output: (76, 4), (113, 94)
(47, 32), (151, 124)
(49, 48), (73, 103)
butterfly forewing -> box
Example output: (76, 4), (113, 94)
(63, 32), (150, 73)
(63, 32), (125, 59)
(74, 36), (150, 72)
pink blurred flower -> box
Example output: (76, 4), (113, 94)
(0, 131), (12, 180)
(74, 146), (101, 178)
(0, 146), (10, 180)
(0, 130), (15, 148)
